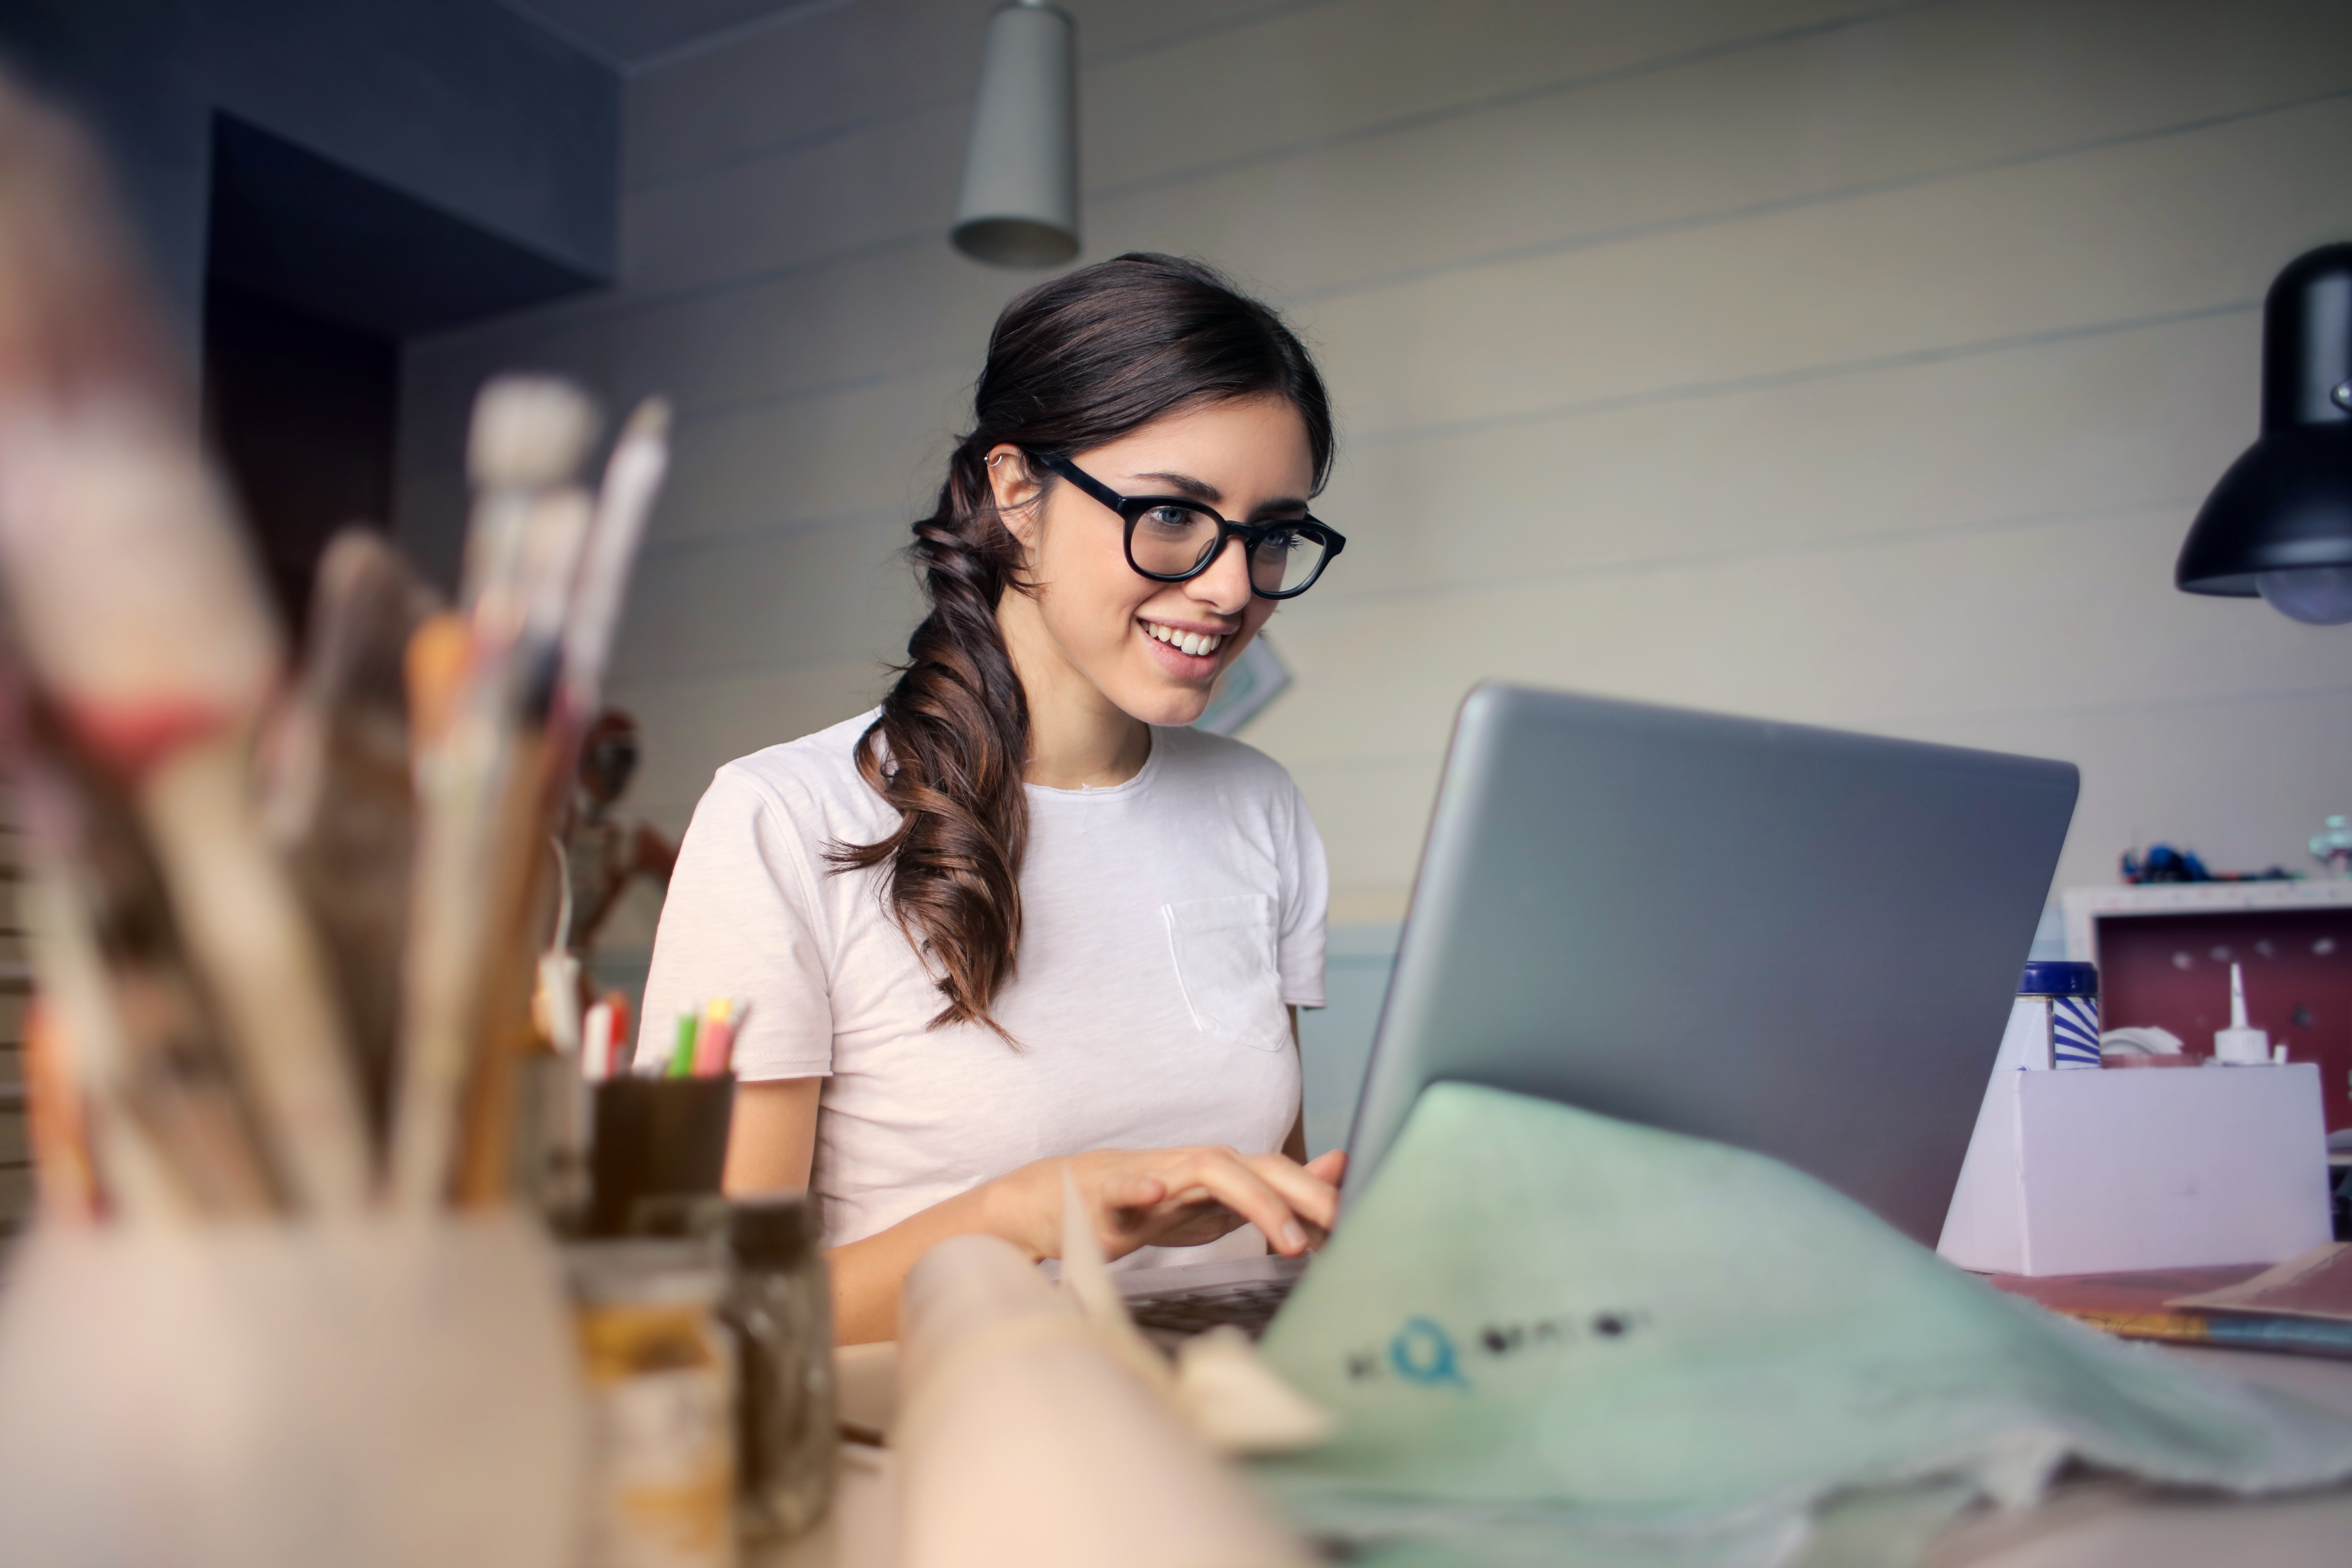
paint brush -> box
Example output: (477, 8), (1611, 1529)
(258, 529), (442, 1160)
(390, 375), (601, 1211)
(20, 999), (101, 1224)
(0, 74), (369, 1216)
(449, 394), (671, 1205)
(561, 398), (671, 724)
(7, 691), (280, 1220)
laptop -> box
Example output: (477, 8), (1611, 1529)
(1118, 682), (2079, 1337)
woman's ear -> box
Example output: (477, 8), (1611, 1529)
(985, 444), (1044, 546)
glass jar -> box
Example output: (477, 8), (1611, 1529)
(721, 1197), (838, 1542)
(2016, 959), (2101, 1070)
(569, 1238), (737, 1568)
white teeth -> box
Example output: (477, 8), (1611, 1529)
(1143, 621), (1221, 657)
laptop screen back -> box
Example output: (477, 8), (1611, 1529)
(1344, 684), (2078, 1244)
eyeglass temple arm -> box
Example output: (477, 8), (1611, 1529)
(1034, 452), (1129, 513)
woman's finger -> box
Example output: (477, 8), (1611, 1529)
(1304, 1148), (1348, 1185)
(1098, 1169), (1168, 1209)
(1238, 1152), (1341, 1231)
(1165, 1150), (1318, 1255)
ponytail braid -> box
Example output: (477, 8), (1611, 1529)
(825, 443), (1033, 1038)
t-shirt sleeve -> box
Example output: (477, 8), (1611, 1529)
(1276, 779), (1329, 1009)
(635, 766), (835, 1080)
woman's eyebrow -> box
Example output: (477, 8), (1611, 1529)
(1130, 470), (1311, 515)
(1129, 469), (1223, 502)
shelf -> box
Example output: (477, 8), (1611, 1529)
(2062, 882), (2352, 964)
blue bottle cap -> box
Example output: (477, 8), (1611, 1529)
(2018, 960), (2098, 997)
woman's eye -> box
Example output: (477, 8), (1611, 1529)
(1254, 529), (1301, 555)
(1141, 506), (1200, 533)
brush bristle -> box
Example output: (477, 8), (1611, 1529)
(468, 375), (600, 489)
(616, 396), (672, 448)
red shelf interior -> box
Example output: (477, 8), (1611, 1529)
(2095, 907), (2352, 1133)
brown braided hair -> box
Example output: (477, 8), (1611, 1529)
(827, 254), (1334, 1041)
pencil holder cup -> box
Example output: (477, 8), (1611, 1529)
(0, 1208), (586, 1568)
(586, 1074), (736, 1237)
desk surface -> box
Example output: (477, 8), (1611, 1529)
(771, 1343), (2352, 1568)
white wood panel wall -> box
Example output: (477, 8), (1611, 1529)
(397, 0), (2352, 946)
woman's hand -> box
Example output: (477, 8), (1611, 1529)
(985, 1145), (1348, 1263)
(739, 1076), (1353, 1343)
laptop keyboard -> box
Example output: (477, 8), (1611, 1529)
(1124, 1276), (1299, 1339)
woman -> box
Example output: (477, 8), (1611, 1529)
(639, 254), (1349, 1342)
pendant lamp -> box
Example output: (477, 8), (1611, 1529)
(2177, 243), (2352, 624)
(950, 0), (1079, 268)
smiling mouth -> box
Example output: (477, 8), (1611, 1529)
(1140, 619), (1226, 658)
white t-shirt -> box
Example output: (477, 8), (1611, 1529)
(637, 711), (1329, 1254)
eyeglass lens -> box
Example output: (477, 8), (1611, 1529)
(1131, 504), (1329, 595)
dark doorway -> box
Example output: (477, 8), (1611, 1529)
(201, 283), (397, 631)
(200, 113), (603, 621)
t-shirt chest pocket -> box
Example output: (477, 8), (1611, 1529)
(1162, 894), (1290, 1051)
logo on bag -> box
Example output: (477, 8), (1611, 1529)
(1342, 1306), (1653, 1389)
(1386, 1317), (1464, 1387)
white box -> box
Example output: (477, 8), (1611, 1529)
(1937, 1063), (2333, 1277)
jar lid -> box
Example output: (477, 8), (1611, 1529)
(729, 1196), (820, 1267)
(2018, 960), (2098, 997)
(565, 1237), (726, 1305)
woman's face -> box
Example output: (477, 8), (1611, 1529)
(990, 395), (1315, 728)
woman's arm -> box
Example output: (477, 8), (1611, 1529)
(723, 1078), (821, 1195)
(1283, 1005), (1307, 1163)
(722, 1077), (1343, 1344)
(1284, 1115), (1308, 1163)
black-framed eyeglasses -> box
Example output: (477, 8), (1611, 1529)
(1031, 451), (1346, 599)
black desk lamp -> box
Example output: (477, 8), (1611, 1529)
(2176, 243), (2352, 624)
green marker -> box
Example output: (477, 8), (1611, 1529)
(668, 1012), (699, 1078)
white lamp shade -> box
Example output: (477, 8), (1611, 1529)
(952, 1), (1079, 268)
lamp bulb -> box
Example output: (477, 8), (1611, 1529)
(2255, 566), (2352, 625)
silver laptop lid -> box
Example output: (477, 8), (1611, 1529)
(1344, 683), (2077, 1244)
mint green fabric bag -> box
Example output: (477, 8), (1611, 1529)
(1253, 1083), (2352, 1567)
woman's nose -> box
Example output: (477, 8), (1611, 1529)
(1189, 536), (1254, 612)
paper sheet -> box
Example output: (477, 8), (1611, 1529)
(2172, 1244), (2352, 1324)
